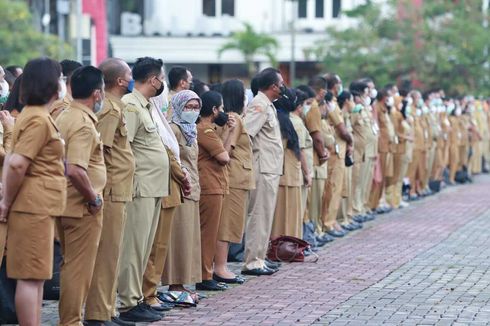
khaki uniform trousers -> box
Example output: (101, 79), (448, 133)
(301, 185), (309, 224)
(143, 206), (176, 304)
(338, 165), (353, 225)
(321, 154), (345, 230)
(199, 194), (223, 280)
(0, 222), (6, 266)
(243, 172), (280, 270)
(362, 158), (376, 214)
(351, 148), (365, 216)
(407, 150), (426, 195)
(423, 144), (437, 189)
(369, 152), (388, 210)
(308, 168), (327, 233)
(86, 200), (127, 321)
(118, 197), (161, 310)
(57, 210), (103, 326)
(449, 145), (460, 182)
(392, 152), (411, 207)
(385, 153), (404, 207)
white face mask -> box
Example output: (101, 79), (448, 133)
(94, 99), (104, 114)
(303, 104), (311, 117)
(243, 95), (249, 109)
(370, 88), (378, 99)
(181, 110), (200, 124)
(386, 96), (394, 107)
(364, 96), (371, 106)
(406, 97), (413, 106)
(416, 108), (422, 117)
(0, 80), (9, 98)
(455, 108), (462, 116)
(58, 80), (67, 100)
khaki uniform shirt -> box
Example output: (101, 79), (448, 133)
(314, 119), (334, 179)
(244, 91), (284, 175)
(364, 107), (379, 159)
(328, 105), (347, 159)
(171, 123), (200, 202)
(96, 92), (135, 202)
(304, 99), (323, 167)
(291, 113), (313, 179)
(197, 121), (229, 195)
(376, 102), (395, 153)
(0, 121), (13, 177)
(56, 101), (106, 218)
(351, 109), (368, 156)
(391, 110), (406, 154)
(279, 139), (302, 187)
(123, 89), (170, 198)
(10, 106), (66, 216)
(50, 93), (73, 121)
(449, 115), (461, 146)
(413, 112), (425, 151)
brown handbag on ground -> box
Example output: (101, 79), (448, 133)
(267, 235), (319, 263)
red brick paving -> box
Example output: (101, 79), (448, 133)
(154, 176), (490, 325)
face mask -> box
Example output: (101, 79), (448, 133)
(455, 108), (462, 116)
(126, 79), (135, 93)
(243, 95), (249, 109)
(370, 88), (378, 99)
(386, 96), (394, 107)
(181, 110), (200, 124)
(0, 80), (9, 98)
(364, 96), (371, 106)
(423, 106), (429, 114)
(416, 108), (422, 117)
(447, 103), (455, 114)
(417, 98), (423, 108)
(214, 111), (229, 127)
(405, 106), (412, 115)
(94, 99), (104, 114)
(338, 84), (343, 95)
(279, 85), (287, 96)
(58, 80), (67, 100)
(303, 104), (311, 116)
(353, 104), (363, 113)
(406, 97), (413, 106)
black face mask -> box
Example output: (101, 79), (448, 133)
(279, 85), (287, 96)
(214, 111), (229, 127)
(154, 81), (165, 97)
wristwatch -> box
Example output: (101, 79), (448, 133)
(87, 194), (102, 208)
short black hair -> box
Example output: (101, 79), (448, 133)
(60, 59), (82, 83)
(296, 85), (315, 98)
(294, 89), (308, 109)
(222, 79), (245, 114)
(324, 73), (340, 90)
(209, 82), (222, 93)
(376, 88), (389, 102)
(4, 70), (16, 88)
(349, 81), (369, 97)
(399, 88), (410, 97)
(200, 91), (223, 117)
(4, 74), (24, 113)
(70, 66), (104, 99)
(168, 65), (189, 89)
(250, 75), (260, 96)
(258, 68), (281, 91)
(324, 91), (334, 103)
(308, 76), (327, 92)
(132, 57), (164, 82)
(5, 65), (22, 78)
(192, 78), (209, 97)
(337, 90), (353, 108)
(21, 57), (61, 106)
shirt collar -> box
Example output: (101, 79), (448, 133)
(70, 100), (98, 123)
(257, 91), (274, 107)
(132, 89), (151, 110)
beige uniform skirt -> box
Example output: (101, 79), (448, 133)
(161, 199), (202, 285)
(271, 185), (302, 239)
(7, 212), (55, 279)
(218, 188), (248, 243)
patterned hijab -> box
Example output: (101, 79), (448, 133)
(171, 90), (202, 146)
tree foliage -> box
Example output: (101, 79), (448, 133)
(0, 0), (73, 66)
(218, 22), (279, 77)
(314, 0), (490, 96)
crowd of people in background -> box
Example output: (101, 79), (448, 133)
(0, 56), (489, 326)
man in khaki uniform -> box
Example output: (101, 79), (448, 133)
(118, 57), (170, 323)
(242, 68), (284, 275)
(50, 60), (82, 120)
(84, 58), (136, 325)
(56, 66), (107, 326)
(165, 65), (193, 120)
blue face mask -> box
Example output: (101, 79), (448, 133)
(127, 79), (135, 93)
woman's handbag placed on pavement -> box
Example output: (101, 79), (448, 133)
(267, 235), (318, 263)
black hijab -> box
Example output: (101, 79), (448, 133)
(273, 87), (301, 160)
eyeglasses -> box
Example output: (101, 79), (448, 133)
(184, 105), (200, 111)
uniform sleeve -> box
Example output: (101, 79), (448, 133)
(328, 109), (342, 127)
(12, 117), (49, 160)
(244, 104), (267, 138)
(229, 118), (242, 148)
(66, 126), (94, 170)
(166, 146), (185, 184)
(293, 119), (307, 149)
(198, 128), (226, 158)
(123, 104), (140, 143)
(305, 104), (322, 134)
(97, 107), (120, 148)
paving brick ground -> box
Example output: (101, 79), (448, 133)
(38, 175), (490, 325)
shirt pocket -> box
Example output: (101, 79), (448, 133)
(142, 116), (158, 146)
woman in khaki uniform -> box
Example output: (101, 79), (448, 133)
(0, 110), (14, 266)
(271, 88), (303, 238)
(0, 58), (67, 325)
(214, 80), (254, 284)
(197, 91), (236, 291)
(448, 106), (461, 183)
(162, 90), (203, 298)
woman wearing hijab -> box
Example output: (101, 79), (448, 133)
(271, 88), (304, 238)
(161, 90), (202, 300)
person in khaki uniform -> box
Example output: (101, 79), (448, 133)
(215, 80), (254, 284)
(406, 93), (426, 198)
(117, 57), (170, 323)
(0, 110), (14, 266)
(84, 59), (136, 325)
(448, 104), (461, 183)
(321, 74), (353, 237)
(0, 58), (66, 326)
(162, 90), (203, 297)
(196, 91), (236, 290)
(55, 66), (107, 326)
(50, 60), (82, 120)
(242, 68), (284, 275)
(165, 66), (193, 120)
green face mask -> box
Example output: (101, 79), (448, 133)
(352, 103), (363, 113)
(406, 106), (412, 115)
(338, 84), (343, 95)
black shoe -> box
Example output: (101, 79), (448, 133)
(265, 260), (281, 270)
(111, 317), (135, 326)
(316, 233), (334, 243)
(341, 224), (356, 232)
(349, 221), (363, 230)
(213, 273), (246, 284)
(241, 267), (276, 276)
(352, 215), (365, 223)
(147, 301), (173, 312)
(141, 302), (165, 316)
(196, 279), (228, 291)
(84, 321), (112, 326)
(119, 303), (162, 323)
(364, 214), (376, 221)
(325, 229), (345, 238)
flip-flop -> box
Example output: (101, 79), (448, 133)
(157, 291), (180, 305)
(174, 291), (197, 308)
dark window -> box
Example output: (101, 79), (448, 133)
(298, 0), (307, 18)
(203, 0), (216, 16)
(222, 0), (234, 16)
(315, 0), (324, 18)
(333, 0), (341, 18)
